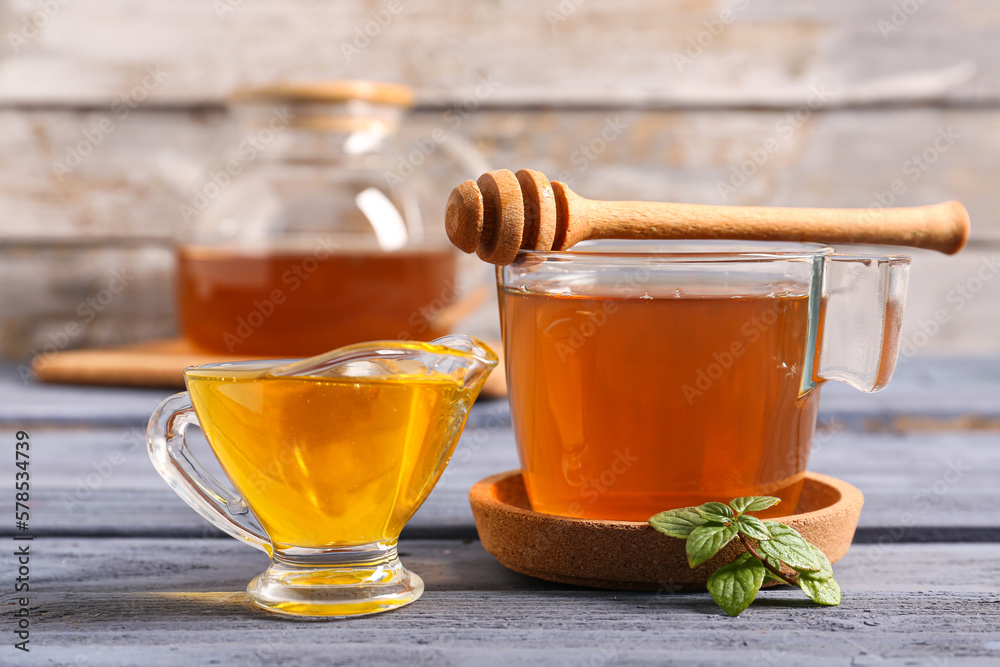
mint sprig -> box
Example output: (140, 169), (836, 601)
(649, 496), (842, 616)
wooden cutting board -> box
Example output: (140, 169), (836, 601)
(32, 338), (508, 397)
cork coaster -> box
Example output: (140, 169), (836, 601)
(469, 470), (863, 591)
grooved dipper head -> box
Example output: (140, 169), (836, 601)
(445, 168), (566, 265)
(476, 169), (525, 265)
(445, 180), (484, 254)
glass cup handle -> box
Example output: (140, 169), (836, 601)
(147, 392), (270, 553)
(815, 254), (911, 393)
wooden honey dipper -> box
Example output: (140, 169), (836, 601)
(445, 169), (971, 264)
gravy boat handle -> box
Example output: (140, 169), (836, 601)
(147, 392), (271, 553)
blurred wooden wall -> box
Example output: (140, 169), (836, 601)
(1, 0), (998, 360)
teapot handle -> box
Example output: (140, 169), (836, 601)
(812, 254), (911, 392)
(147, 392), (271, 553)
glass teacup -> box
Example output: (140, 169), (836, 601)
(498, 241), (909, 520)
(147, 335), (496, 617)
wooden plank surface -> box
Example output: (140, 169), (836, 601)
(3, 1), (1000, 361)
(2, 416), (998, 538)
(6, 245), (1000, 360)
(816, 357), (1000, 425)
(2, 538), (998, 665)
(0, 244), (177, 360)
(1, 0), (996, 106)
(14, 590), (1000, 666)
(15, 538), (1000, 594)
(0, 364), (174, 425)
(0, 369), (996, 663)
(4, 108), (999, 241)
(3, 105), (999, 358)
(4, 357), (999, 427)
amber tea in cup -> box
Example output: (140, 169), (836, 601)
(499, 241), (909, 521)
(148, 335), (496, 617)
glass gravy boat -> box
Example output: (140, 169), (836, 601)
(148, 335), (496, 617)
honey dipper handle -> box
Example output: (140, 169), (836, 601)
(563, 187), (970, 254)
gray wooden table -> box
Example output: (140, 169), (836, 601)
(2, 358), (999, 666)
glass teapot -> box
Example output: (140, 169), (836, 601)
(177, 81), (456, 356)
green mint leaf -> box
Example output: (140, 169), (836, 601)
(706, 552), (766, 617)
(798, 573), (842, 606)
(807, 544), (834, 579)
(757, 521), (821, 572)
(729, 496), (781, 514)
(764, 554), (783, 570)
(648, 507), (708, 539)
(763, 569), (786, 584)
(761, 552), (790, 584)
(736, 515), (771, 541)
(697, 502), (735, 523)
(762, 552), (784, 573)
(686, 523), (738, 568)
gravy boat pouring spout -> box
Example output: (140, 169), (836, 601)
(266, 334), (498, 394)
